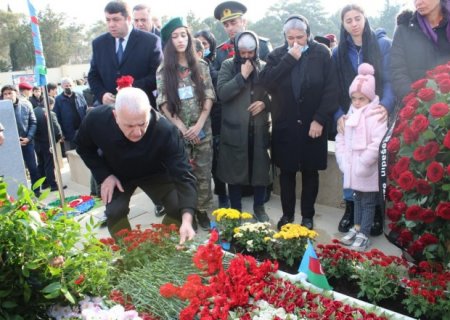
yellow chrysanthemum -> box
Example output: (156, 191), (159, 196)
(241, 212), (253, 220)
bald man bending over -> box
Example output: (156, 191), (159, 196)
(75, 87), (197, 243)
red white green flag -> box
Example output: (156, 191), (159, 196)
(298, 239), (332, 290)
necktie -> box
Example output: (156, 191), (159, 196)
(117, 38), (124, 63)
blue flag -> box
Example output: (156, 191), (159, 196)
(27, 0), (47, 86)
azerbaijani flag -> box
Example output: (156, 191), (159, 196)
(298, 239), (332, 290)
(27, 0), (47, 86)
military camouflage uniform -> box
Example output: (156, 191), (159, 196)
(156, 61), (216, 212)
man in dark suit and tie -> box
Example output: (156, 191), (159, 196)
(88, 0), (162, 108)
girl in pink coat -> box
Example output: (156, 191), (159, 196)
(335, 63), (387, 251)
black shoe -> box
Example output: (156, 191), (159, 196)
(277, 215), (294, 230)
(154, 205), (166, 217)
(301, 217), (314, 230)
(338, 200), (354, 233)
(370, 205), (383, 236)
(196, 210), (211, 231)
(254, 206), (269, 222)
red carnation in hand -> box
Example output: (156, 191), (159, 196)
(426, 161), (444, 183)
(411, 114), (429, 133)
(405, 205), (423, 221)
(416, 179), (432, 195)
(417, 87), (436, 101)
(411, 78), (428, 90)
(116, 75), (134, 90)
(436, 202), (450, 220)
(397, 171), (417, 191)
(429, 102), (449, 118)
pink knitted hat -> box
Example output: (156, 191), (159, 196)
(349, 63), (376, 101)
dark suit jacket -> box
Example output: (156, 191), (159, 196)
(33, 106), (62, 143)
(88, 28), (163, 107)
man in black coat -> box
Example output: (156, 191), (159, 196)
(75, 87), (197, 243)
(88, 0), (162, 108)
(34, 96), (62, 191)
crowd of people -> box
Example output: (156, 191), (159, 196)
(0, 0), (449, 248)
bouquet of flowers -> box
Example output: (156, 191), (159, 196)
(385, 61), (450, 265)
(267, 223), (318, 267)
(212, 208), (253, 243)
(233, 222), (275, 253)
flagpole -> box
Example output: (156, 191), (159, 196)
(27, 0), (65, 207)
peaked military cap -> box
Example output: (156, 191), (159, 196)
(214, 1), (247, 22)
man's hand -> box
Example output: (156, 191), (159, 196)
(337, 115), (348, 135)
(102, 92), (116, 105)
(370, 105), (388, 122)
(179, 212), (196, 245)
(100, 174), (124, 204)
(288, 42), (303, 60)
(309, 120), (323, 139)
(241, 60), (254, 80)
(19, 137), (30, 146)
(248, 101), (265, 116)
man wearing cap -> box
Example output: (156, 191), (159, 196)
(213, 1), (272, 69)
(18, 82), (33, 100)
(88, 0), (162, 108)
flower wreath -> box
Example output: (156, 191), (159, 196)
(384, 61), (450, 265)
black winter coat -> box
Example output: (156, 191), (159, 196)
(391, 10), (450, 100)
(260, 41), (339, 171)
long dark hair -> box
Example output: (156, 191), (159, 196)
(162, 28), (206, 117)
(337, 4), (383, 112)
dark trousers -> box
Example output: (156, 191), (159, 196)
(228, 184), (266, 211)
(212, 135), (227, 196)
(34, 141), (56, 189)
(104, 174), (183, 237)
(21, 142), (40, 188)
(279, 169), (319, 219)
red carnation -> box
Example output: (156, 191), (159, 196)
(406, 97), (420, 109)
(387, 137), (400, 154)
(444, 131), (450, 149)
(411, 114), (429, 133)
(393, 119), (408, 136)
(419, 209), (436, 224)
(402, 92), (416, 105)
(418, 233), (439, 246)
(388, 187), (403, 202)
(411, 78), (428, 90)
(398, 229), (413, 246)
(74, 274), (85, 285)
(397, 171), (417, 191)
(386, 207), (402, 222)
(438, 78), (450, 93)
(116, 75), (134, 90)
(399, 105), (416, 120)
(417, 87), (435, 101)
(403, 127), (419, 144)
(416, 179), (432, 195)
(394, 201), (407, 213)
(405, 205), (423, 221)
(436, 202), (450, 220)
(395, 157), (410, 172)
(413, 146), (427, 162)
(426, 161), (444, 183)
(429, 102), (449, 118)
(424, 141), (440, 159)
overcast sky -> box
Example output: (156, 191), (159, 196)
(2, 0), (411, 27)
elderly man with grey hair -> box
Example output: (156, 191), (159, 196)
(132, 4), (161, 37)
(216, 31), (271, 222)
(75, 87), (197, 243)
(53, 77), (88, 151)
